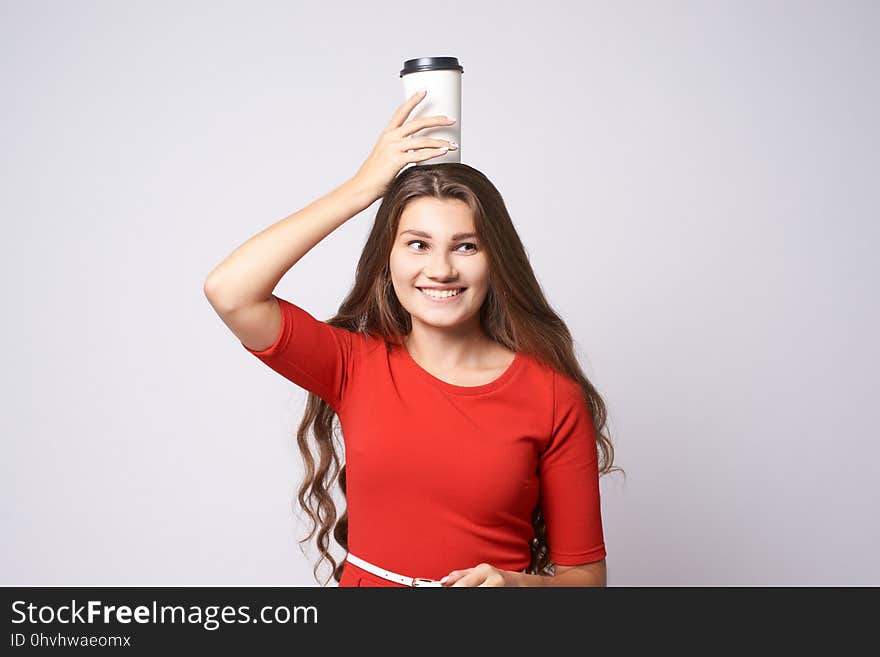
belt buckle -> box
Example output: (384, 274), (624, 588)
(411, 577), (441, 587)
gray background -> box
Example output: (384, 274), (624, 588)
(2, 0), (877, 586)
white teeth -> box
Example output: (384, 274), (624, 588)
(418, 287), (464, 299)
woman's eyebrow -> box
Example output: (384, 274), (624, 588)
(400, 229), (478, 240)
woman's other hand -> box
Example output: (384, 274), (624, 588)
(440, 563), (519, 587)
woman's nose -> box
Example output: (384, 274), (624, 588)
(424, 252), (456, 277)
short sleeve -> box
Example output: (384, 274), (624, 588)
(538, 371), (607, 565)
(241, 295), (360, 413)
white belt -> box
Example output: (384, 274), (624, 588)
(346, 552), (444, 587)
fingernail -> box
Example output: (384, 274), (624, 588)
(418, 88), (427, 95)
(440, 576), (449, 583)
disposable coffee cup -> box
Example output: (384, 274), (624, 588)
(400, 56), (463, 164)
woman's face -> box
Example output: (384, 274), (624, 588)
(389, 196), (490, 331)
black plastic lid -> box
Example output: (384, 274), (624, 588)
(400, 57), (464, 77)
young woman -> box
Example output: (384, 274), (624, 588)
(204, 90), (623, 587)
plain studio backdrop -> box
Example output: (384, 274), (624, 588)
(2, 0), (877, 587)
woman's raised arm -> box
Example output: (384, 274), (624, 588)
(203, 89), (456, 314)
(204, 179), (374, 315)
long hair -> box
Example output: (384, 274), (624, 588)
(293, 162), (624, 585)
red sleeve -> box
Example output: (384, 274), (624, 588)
(241, 295), (360, 413)
(538, 371), (607, 565)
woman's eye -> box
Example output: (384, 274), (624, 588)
(406, 240), (477, 253)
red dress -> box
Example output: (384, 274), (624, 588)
(243, 296), (606, 586)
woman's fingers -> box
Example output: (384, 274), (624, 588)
(402, 137), (458, 162)
(404, 137), (458, 152)
(386, 89), (427, 131)
(410, 146), (452, 162)
(351, 93), (457, 200)
(386, 90), (457, 137)
(399, 114), (457, 139)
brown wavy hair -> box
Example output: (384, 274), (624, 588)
(293, 162), (624, 586)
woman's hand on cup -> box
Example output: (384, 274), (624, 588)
(350, 90), (457, 203)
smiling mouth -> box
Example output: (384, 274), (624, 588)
(416, 287), (466, 300)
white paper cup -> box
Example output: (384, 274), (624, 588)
(400, 56), (463, 164)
